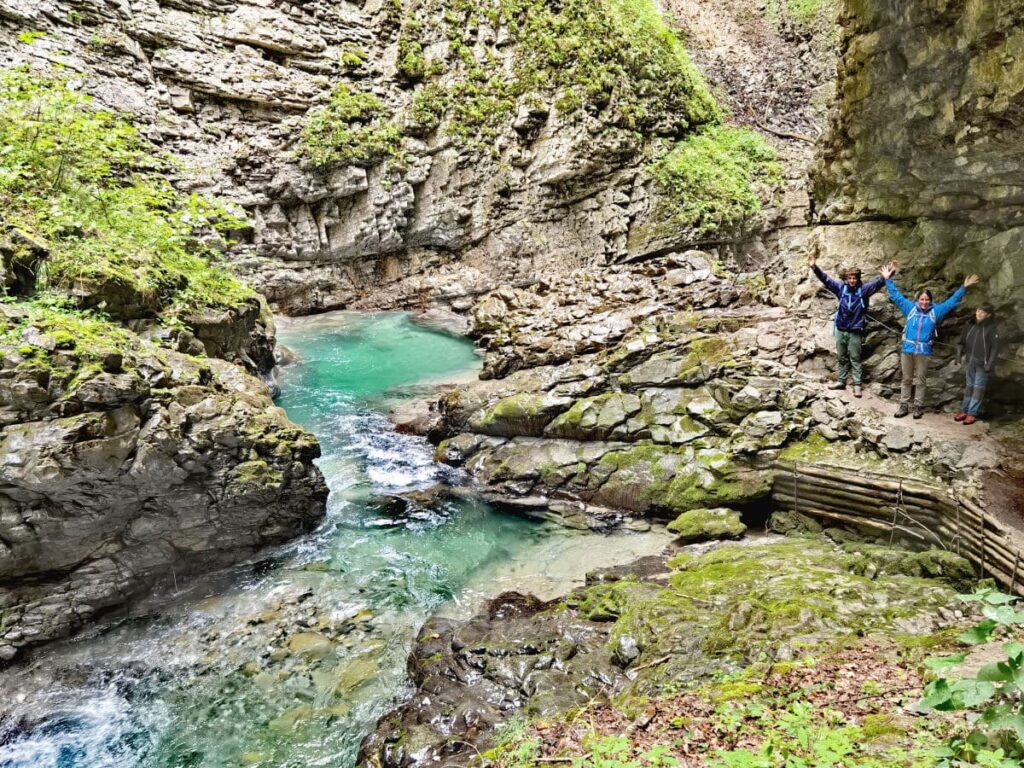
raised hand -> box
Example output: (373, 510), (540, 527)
(880, 262), (897, 279)
(964, 274), (980, 288)
(807, 253), (817, 268)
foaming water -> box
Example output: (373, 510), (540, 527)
(0, 312), (672, 768)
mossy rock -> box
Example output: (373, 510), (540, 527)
(544, 391), (642, 440)
(591, 442), (772, 515)
(841, 543), (976, 591)
(229, 459), (285, 492)
(559, 538), (963, 699)
(470, 392), (570, 437)
(768, 509), (824, 536)
(666, 507), (746, 542)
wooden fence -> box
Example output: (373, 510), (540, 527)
(772, 461), (1024, 595)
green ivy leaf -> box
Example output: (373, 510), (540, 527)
(959, 620), (999, 645)
(957, 589), (1017, 605)
(982, 605), (1024, 625)
(978, 705), (1024, 740)
(1003, 642), (1024, 660)
(982, 591), (1020, 606)
(920, 679), (955, 710)
(950, 679), (997, 708)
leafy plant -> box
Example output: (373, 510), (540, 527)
(920, 587), (1024, 767)
(17, 30), (46, 44)
(400, 0), (719, 142)
(579, 735), (678, 768)
(0, 67), (253, 316)
(340, 43), (367, 71)
(397, 21), (429, 82)
(707, 701), (929, 768)
(407, 83), (447, 135)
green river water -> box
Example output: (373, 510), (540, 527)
(0, 312), (670, 768)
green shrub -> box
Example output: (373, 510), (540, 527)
(650, 126), (781, 237)
(301, 84), (403, 167)
(397, 22), (429, 82)
(407, 83), (447, 135)
(398, 0), (720, 142)
(0, 67), (253, 315)
(340, 43), (366, 71)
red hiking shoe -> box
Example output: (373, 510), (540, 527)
(963, 415), (978, 425)
(953, 412), (968, 422)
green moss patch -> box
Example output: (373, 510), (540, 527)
(565, 539), (962, 693)
(592, 442), (771, 515)
(453, 0), (718, 137)
(229, 460), (285, 492)
(649, 125), (781, 237)
(470, 392), (569, 437)
(300, 84), (403, 167)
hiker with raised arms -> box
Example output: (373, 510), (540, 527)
(881, 262), (981, 419)
(808, 253), (885, 398)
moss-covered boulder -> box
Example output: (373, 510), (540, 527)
(468, 391), (572, 437)
(544, 391), (643, 440)
(591, 442), (772, 515)
(617, 335), (736, 388)
(768, 509), (825, 536)
(667, 507), (746, 542)
(0, 69), (333, 664)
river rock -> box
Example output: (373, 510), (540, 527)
(666, 507), (746, 543)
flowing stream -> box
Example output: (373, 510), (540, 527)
(0, 312), (672, 768)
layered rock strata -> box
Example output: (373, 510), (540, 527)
(418, 251), (1005, 532)
(0, 0), (774, 316)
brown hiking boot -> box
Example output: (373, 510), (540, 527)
(954, 412), (967, 422)
(963, 415), (978, 425)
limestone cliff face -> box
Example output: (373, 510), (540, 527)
(0, 0), (745, 315)
(811, 0), (1024, 376)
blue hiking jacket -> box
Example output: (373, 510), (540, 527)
(812, 266), (884, 331)
(886, 279), (966, 356)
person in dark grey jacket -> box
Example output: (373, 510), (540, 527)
(955, 304), (999, 425)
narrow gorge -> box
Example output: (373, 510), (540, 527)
(0, 0), (1022, 766)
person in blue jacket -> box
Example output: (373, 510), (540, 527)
(880, 262), (980, 419)
(808, 253), (886, 397)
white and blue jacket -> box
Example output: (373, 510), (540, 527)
(886, 279), (966, 356)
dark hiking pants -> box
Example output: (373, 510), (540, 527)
(962, 363), (989, 417)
